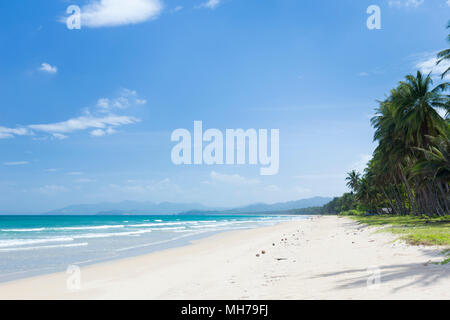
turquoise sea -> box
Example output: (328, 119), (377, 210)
(0, 215), (307, 282)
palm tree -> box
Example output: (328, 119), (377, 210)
(371, 95), (417, 214)
(369, 72), (449, 215)
(334, 23), (450, 217)
(392, 71), (448, 149)
(437, 21), (450, 79)
(412, 133), (450, 215)
(414, 134), (449, 184)
(346, 170), (361, 193)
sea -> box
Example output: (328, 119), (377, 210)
(0, 214), (308, 283)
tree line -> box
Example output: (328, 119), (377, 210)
(324, 23), (450, 217)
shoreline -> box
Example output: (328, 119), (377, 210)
(0, 216), (448, 300)
(0, 228), (233, 284)
(0, 215), (308, 284)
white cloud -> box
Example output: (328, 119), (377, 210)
(3, 161), (30, 166)
(78, 0), (163, 28)
(350, 154), (372, 174)
(358, 72), (369, 77)
(90, 129), (107, 137)
(0, 126), (29, 139)
(294, 187), (311, 195)
(28, 114), (139, 134)
(96, 98), (109, 109)
(388, 0), (424, 8)
(198, 0), (221, 9)
(75, 178), (96, 183)
(39, 62), (58, 74)
(0, 90), (143, 140)
(264, 185), (281, 192)
(108, 178), (180, 195)
(37, 185), (69, 195)
(52, 133), (68, 140)
(294, 173), (346, 180)
(96, 88), (146, 112)
(0, 133), (13, 139)
(415, 51), (450, 78)
(210, 171), (260, 186)
(90, 127), (117, 137)
(68, 172), (83, 176)
(136, 99), (147, 105)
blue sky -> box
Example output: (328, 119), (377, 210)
(0, 0), (449, 212)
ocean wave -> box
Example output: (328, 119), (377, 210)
(1, 224), (125, 232)
(0, 237), (74, 248)
(0, 242), (88, 252)
(54, 225), (125, 231)
(189, 220), (258, 229)
(0, 228), (46, 232)
(127, 222), (186, 227)
(151, 227), (186, 231)
(71, 229), (153, 239)
(116, 232), (203, 252)
(0, 229), (153, 248)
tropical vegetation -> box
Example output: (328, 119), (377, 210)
(349, 214), (450, 246)
(325, 23), (450, 218)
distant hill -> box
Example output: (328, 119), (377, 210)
(234, 197), (332, 213)
(180, 197), (332, 215)
(47, 201), (224, 215)
(47, 197), (332, 216)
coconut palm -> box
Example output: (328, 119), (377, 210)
(332, 23), (450, 217)
(414, 134), (449, 183)
(346, 170), (361, 193)
(437, 21), (450, 79)
(366, 72), (449, 215)
(412, 133), (450, 215)
(391, 71), (448, 149)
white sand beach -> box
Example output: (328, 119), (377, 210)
(0, 216), (448, 300)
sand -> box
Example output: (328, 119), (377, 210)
(0, 216), (448, 300)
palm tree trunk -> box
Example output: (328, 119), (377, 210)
(399, 168), (416, 215)
(381, 186), (398, 214)
(437, 182), (449, 214)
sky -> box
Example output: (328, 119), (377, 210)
(0, 0), (449, 213)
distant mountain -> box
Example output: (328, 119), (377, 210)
(233, 197), (332, 213)
(47, 201), (224, 215)
(47, 197), (332, 216)
(180, 197), (333, 215)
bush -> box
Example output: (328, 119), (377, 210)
(339, 209), (365, 216)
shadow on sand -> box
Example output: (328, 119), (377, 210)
(315, 255), (449, 293)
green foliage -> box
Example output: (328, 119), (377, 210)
(346, 171), (361, 193)
(339, 209), (365, 216)
(320, 24), (449, 228)
(440, 249), (450, 265)
(282, 206), (324, 215)
(326, 70), (450, 217)
(365, 71), (449, 216)
(437, 20), (450, 79)
(322, 193), (357, 214)
(350, 215), (450, 246)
